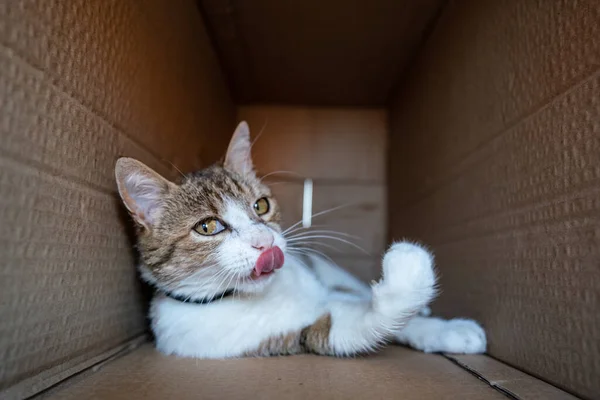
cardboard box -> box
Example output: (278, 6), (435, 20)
(0, 0), (597, 399)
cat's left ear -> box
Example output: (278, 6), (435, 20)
(224, 121), (254, 176)
(115, 158), (176, 230)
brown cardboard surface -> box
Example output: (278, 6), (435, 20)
(0, 0), (234, 397)
(238, 106), (388, 182)
(445, 354), (580, 400)
(390, 0), (600, 204)
(45, 344), (507, 400)
(200, 0), (445, 105)
(1, 0), (235, 173)
(6, 336), (147, 400)
(0, 158), (147, 399)
(389, 1), (600, 398)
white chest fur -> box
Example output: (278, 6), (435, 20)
(150, 257), (328, 358)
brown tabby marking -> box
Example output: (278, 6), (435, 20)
(247, 314), (333, 356)
(130, 165), (281, 288)
(300, 313), (333, 354)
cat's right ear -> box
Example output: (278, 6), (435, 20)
(224, 121), (255, 176)
(115, 158), (175, 229)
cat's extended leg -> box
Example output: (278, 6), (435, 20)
(395, 316), (487, 354)
(312, 259), (433, 318)
(303, 242), (437, 356)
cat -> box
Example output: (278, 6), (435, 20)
(114, 121), (486, 358)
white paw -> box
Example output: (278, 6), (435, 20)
(381, 241), (436, 292)
(372, 242), (437, 319)
(429, 319), (487, 354)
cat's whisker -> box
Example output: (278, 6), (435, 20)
(286, 235), (370, 255)
(287, 238), (341, 252)
(200, 268), (237, 302)
(286, 235), (359, 244)
(281, 223), (330, 237)
(304, 248), (336, 263)
(183, 267), (228, 288)
(259, 170), (303, 181)
(175, 266), (224, 288)
(311, 241), (344, 253)
(219, 273), (238, 301)
(287, 247), (336, 265)
(163, 158), (186, 179)
(234, 270), (245, 300)
(250, 119), (268, 150)
(285, 229), (363, 241)
(282, 203), (355, 235)
(265, 181), (290, 186)
(207, 273), (232, 303)
(209, 274), (235, 299)
(290, 243), (339, 252)
(236, 272), (247, 300)
(208, 269), (231, 286)
(287, 240), (341, 253)
(181, 270), (230, 302)
(282, 226), (342, 242)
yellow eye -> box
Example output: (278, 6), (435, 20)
(194, 218), (226, 236)
(254, 197), (270, 216)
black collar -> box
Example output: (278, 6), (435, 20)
(160, 288), (236, 304)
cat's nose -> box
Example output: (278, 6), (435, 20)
(251, 232), (274, 251)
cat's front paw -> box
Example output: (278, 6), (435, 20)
(373, 241), (437, 322)
(433, 319), (487, 354)
(382, 241), (436, 293)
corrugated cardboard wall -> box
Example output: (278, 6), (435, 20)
(238, 106), (387, 282)
(389, 1), (600, 398)
(200, 0), (444, 105)
(0, 0), (235, 398)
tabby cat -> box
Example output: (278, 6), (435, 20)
(114, 122), (486, 358)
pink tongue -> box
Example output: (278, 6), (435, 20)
(253, 246), (285, 277)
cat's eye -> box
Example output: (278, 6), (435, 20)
(254, 197), (270, 216)
(194, 218), (226, 236)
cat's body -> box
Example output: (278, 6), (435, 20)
(116, 121), (486, 359)
(150, 250), (485, 358)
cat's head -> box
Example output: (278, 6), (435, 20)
(115, 122), (287, 300)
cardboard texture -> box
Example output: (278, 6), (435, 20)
(238, 106), (388, 182)
(44, 344), (506, 400)
(444, 353), (580, 400)
(1, 0), (595, 399)
(0, 0), (234, 398)
(200, 0), (445, 105)
(389, 1), (600, 398)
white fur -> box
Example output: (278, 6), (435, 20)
(147, 240), (487, 358)
(395, 317), (487, 354)
(151, 259), (325, 358)
(307, 255), (371, 300)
